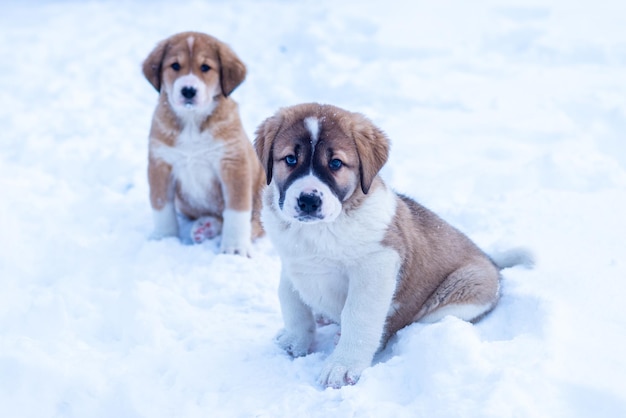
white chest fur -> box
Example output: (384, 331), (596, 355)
(263, 184), (400, 321)
(151, 123), (224, 209)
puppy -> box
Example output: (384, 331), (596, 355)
(142, 31), (264, 256)
(254, 103), (531, 387)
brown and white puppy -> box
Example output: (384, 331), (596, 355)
(254, 103), (532, 388)
(143, 31), (264, 256)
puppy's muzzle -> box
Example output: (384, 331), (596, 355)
(181, 86), (197, 104)
(296, 192), (322, 219)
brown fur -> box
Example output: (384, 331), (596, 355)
(338, 112), (389, 194)
(381, 195), (500, 343)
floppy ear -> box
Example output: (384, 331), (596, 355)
(254, 113), (283, 185)
(350, 114), (390, 194)
(142, 39), (168, 91)
(217, 42), (247, 97)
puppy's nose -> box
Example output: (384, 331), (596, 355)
(297, 193), (321, 214)
(181, 86), (196, 99)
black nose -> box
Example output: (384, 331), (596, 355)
(181, 86), (196, 99)
(297, 193), (321, 214)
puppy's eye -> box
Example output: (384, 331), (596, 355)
(200, 64), (211, 72)
(171, 62), (181, 71)
(329, 159), (343, 171)
(285, 155), (297, 167)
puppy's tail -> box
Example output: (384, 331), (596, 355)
(490, 247), (535, 270)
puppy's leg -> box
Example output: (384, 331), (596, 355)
(220, 209), (252, 256)
(417, 258), (500, 323)
(148, 159), (179, 239)
(276, 271), (315, 357)
(219, 159), (253, 256)
(318, 251), (400, 388)
(251, 210), (264, 240)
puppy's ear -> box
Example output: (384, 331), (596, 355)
(217, 42), (247, 97)
(254, 114), (283, 185)
(351, 114), (390, 194)
(142, 39), (168, 92)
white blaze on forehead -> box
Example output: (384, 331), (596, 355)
(187, 35), (195, 55)
(304, 117), (320, 148)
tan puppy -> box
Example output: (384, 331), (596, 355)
(143, 32), (264, 256)
(255, 103), (532, 387)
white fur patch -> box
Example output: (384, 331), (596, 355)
(151, 201), (179, 239)
(220, 209), (252, 256)
(264, 183), (397, 261)
(304, 117), (319, 148)
(166, 73), (219, 116)
(187, 35), (195, 54)
(418, 302), (494, 323)
(263, 184), (399, 321)
(151, 129), (225, 211)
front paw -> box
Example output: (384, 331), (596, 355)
(318, 357), (367, 388)
(276, 328), (313, 357)
(151, 204), (179, 239)
(220, 242), (252, 257)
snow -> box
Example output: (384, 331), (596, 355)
(1, 0), (625, 416)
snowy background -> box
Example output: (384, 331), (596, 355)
(1, 0), (625, 417)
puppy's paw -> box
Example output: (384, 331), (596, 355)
(318, 358), (365, 389)
(151, 204), (179, 240)
(220, 242), (252, 258)
(220, 210), (253, 257)
(275, 328), (313, 357)
(190, 216), (222, 244)
(315, 313), (336, 326)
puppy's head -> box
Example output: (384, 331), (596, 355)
(255, 103), (389, 224)
(142, 32), (246, 116)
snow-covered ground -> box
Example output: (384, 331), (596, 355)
(1, 1), (625, 416)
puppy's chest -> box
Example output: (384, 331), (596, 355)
(153, 126), (224, 202)
(274, 216), (387, 261)
(279, 226), (382, 303)
(285, 257), (349, 319)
